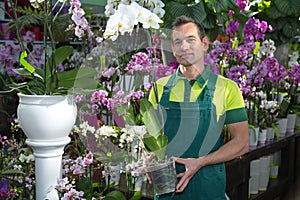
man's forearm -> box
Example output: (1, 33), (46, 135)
(199, 121), (249, 167)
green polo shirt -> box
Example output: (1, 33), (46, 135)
(149, 66), (248, 124)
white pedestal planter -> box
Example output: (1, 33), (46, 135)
(17, 94), (77, 200)
(26, 138), (71, 199)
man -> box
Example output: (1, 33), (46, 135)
(148, 16), (249, 199)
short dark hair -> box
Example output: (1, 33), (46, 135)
(172, 15), (206, 40)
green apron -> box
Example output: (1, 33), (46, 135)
(155, 71), (227, 200)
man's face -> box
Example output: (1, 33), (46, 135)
(171, 22), (208, 67)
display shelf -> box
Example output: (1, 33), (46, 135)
(126, 132), (300, 200)
(226, 132), (300, 200)
(245, 137), (289, 161)
(250, 177), (289, 200)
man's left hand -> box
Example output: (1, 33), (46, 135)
(175, 157), (204, 193)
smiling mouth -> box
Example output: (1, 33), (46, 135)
(179, 54), (192, 59)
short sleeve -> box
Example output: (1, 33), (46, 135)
(224, 79), (248, 124)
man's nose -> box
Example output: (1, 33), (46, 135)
(180, 40), (189, 50)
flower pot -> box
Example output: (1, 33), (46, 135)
(266, 127), (275, 142)
(269, 164), (279, 179)
(147, 159), (177, 196)
(276, 118), (288, 137)
(127, 175), (144, 191)
(17, 94), (77, 142)
(286, 114), (297, 134)
(17, 94), (77, 200)
(259, 156), (271, 172)
(259, 171), (269, 191)
(249, 127), (259, 150)
(258, 129), (267, 145)
(249, 174), (259, 195)
(105, 164), (121, 186)
(295, 115), (300, 130)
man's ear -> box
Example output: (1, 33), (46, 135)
(202, 36), (210, 51)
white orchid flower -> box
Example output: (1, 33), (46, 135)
(105, 7), (115, 17)
(153, 7), (165, 18)
(131, 2), (162, 29)
(151, 0), (165, 8)
(99, 125), (118, 138)
(116, 4), (137, 34)
(19, 153), (35, 163)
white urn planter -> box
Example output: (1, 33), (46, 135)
(17, 94), (77, 200)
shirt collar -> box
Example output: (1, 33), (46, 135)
(173, 64), (212, 87)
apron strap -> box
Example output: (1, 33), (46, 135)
(205, 71), (218, 98)
(161, 69), (218, 102)
(163, 74), (177, 92)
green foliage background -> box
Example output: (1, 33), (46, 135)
(161, 0), (300, 45)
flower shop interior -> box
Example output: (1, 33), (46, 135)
(0, 0), (300, 200)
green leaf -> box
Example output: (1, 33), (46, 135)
(104, 190), (126, 200)
(57, 66), (99, 91)
(167, 2), (189, 19)
(13, 68), (43, 80)
(264, 6), (285, 19)
(117, 104), (136, 125)
(273, 0), (300, 16)
(190, 2), (207, 25)
(130, 190), (142, 200)
(142, 134), (167, 160)
(75, 177), (92, 196)
(93, 151), (127, 165)
(92, 182), (103, 188)
(156, 134), (168, 159)
(206, 0), (229, 13)
(164, 1), (207, 27)
(216, 12), (229, 25)
(201, 13), (216, 29)
(45, 46), (74, 92)
(142, 134), (160, 152)
(46, 46), (74, 71)
(19, 51), (35, 73)
(140, 98), (163, 138)
(272, 123), (280, 140)
(157, 134), (168, 149)
(279, 98), (290, 118)
(1, 169), (24, 175)
(282, 19), (300, 38)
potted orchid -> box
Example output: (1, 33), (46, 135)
(101, 0), (177, 196)
(139, 98), (178, 196)
(0, 1), (103, 199)
(2, 0), (101, 95)
(0, 119), (129, 200)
